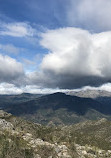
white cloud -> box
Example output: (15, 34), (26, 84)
(0, 22), (37, 37)
(1, 82), (111, 95)
(40, 28), (94, 76)
(41, 27), (111, 77)
(75, 83), (111, 92)
(98, 83), (111, 92)
(0, 83), (23, 95)
(22, 85), (68, 94)
(0, 83), (68, 94)
(28, 27), (111, 88)
(0, 54), (24, 82)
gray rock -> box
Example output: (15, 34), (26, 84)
(0, 119), (13, 130)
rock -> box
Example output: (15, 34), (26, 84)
(55, 146), (61, 153)
(34, 154), (41, 158)
(0, 110), (12, 118)
(82, 150), (87, 155)
(0, 119), (13, 130)
(95, 118), (107, 125)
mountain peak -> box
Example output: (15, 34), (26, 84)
(66, 89), (111, 98)
(51, 92), (66, 96)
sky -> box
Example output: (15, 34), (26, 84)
(1, 0), (111, 94)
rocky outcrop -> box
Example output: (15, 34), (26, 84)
(0, 110), (12, 118)
(75, 144), (111, 158)
(0, 110), (111, 158)
(22, 133), (71, 158)
(0, 119), (13, 130)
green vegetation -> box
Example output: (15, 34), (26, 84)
(0, 130), (34, 158)
(0, 110), (111, 157)
(2, 92), (111, 126)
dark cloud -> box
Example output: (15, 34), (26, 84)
(27, 27), (111, 89)
(28, 71), (111, 89)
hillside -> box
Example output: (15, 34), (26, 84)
(0, 93), (43, 109)
(0, 110), (111, 158)
(0, 92), (110, 125)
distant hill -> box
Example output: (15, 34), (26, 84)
(66, 89), (111, 98)
(1, 92), (111, 125)
(0, 93), (43, 109)
(67, 89), (111, 116)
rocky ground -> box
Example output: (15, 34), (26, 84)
(0, 110), (111, 158)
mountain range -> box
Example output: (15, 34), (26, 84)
(0, 90), (111, 125)
(66, 89), (111, 98)
(1, 90), (111, 157)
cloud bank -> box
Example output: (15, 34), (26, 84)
(1, 26), (111, 91)
(1, 82), (111, 95)
(27, 27), (111, 89)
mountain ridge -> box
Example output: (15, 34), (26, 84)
(0, 92), (110, 125)
(66, 89), (111, 98)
